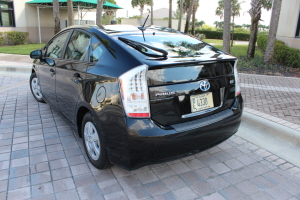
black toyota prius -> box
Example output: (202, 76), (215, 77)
(29, 25), (243, 170)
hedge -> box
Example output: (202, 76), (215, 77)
(257, 34), (300, 68)
(0, 31), (29, 46)
(193, 30), (250, 41)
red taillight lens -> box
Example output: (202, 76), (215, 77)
(119, 65), (150, 118)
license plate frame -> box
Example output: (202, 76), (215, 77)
(190, 92), (214, 113)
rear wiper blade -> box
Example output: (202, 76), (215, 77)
(118, 37), (168, 58)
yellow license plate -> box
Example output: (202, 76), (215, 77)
(190, 92), (214, 112)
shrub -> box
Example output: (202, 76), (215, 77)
(257, 35), (300, 68)
(193, 29), (250, 41)
(0, 31), (29, 46)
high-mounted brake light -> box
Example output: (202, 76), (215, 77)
(233, 60), (241, 96)
(119, 65), (150, 118)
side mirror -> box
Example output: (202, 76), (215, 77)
(45, 58), (55, 66)
(30, 50), (43, 59)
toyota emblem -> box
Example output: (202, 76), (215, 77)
(199, 80), (210, 91)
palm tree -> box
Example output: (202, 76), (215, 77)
(53, 0), (60, 34)
(197, 20), (205, 28)
(131, 0), (151, 18)
(264, 0), (282, 63)
(151, 0), (153, 25)
(184, 0), (195, 33)
(216, 0), (244, 46)
(96, 0), (105, 27)
(223, 0), (231, 53)
(177, 0), (183, 31)
(191, 0), (199, 35)
(247, 0), (272, 59)
(168, 0), (172, 28)
(67, 0), (74, 26)
(230, 0), (243, 46)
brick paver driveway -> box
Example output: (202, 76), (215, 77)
(0, 74), (300, 200)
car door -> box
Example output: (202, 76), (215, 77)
(38, 31), (71, 108)
(55, 30), (91, 123)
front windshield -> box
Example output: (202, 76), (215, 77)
(118, 34), (224, 58)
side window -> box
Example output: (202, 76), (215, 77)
(46, 31), (70, 58)
(90, 36), (105, 63)
(65, 31), (91, 61)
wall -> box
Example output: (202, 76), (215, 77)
(276, 0), (300, 50)
(0, 0), (69, 43)
(121, 18), (185, 31)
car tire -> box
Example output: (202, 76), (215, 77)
(30, 72), (45, 103)
(82, 112), (111, 169)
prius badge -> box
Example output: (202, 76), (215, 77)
(199, 80), (210, 91)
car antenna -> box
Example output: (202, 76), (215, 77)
(138, 15), (149, 42)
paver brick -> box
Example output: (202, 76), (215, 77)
(73, 173), (96, 187)
(2, 74), (300, 199)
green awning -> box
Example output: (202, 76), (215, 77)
(26, 0), (123, 9)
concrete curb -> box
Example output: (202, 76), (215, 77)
(237, 112), (300, 167)
(0, 53), (32, 63)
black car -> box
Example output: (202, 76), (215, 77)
(29, 25), (243, 170)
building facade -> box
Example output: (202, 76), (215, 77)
(276, 0), (300, 50)
(0, 0), (71, 43)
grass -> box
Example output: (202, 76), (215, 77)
(203, 39), (236, 45)
(203, 39), (224, 44)
(0, 43), (45, 55)
(213, 44), (263, 57)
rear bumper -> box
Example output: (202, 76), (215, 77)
(99, 95), (243, 170)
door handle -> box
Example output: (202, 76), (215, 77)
(74, 73), (83, 83)
(50, 68), (55, 77)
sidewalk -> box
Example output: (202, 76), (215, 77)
(240, 73), (300, 132)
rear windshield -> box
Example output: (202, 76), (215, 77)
(117, 34), (224, 58)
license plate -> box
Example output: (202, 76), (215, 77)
(190, 92), (214, 112)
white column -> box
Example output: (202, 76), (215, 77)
(78, 5), (80, 25)
(37, 6), (41, 44)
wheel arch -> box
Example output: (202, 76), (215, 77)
(76, 106), (90, 138)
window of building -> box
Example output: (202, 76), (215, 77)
(296, 12), (300, 37)
(0, 1), (15, 27)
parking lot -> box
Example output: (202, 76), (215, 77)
(0, 74), (300, 200)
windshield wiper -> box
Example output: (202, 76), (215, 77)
(118, 37), (168, 58)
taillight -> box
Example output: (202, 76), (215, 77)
(233, 60), (241, 96)
(119, 64), (150, 118)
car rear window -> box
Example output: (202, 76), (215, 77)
(117, 34), (224, 58)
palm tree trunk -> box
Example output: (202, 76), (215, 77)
(184, 0), (195, 33)
(223, 0), (231, 53)
(264, 0), (282, 63)
(67, 0), (74, 26)
(96, 0), (104, 27)
(178, 0), (183, 31)
(53, 0), (60, 34)
(191, 8), (196, 35)
(140, 5), (144, 18)
(247, 19), (259, 59)
(151, 0), (153, 25)
(168, 0), (172, 28)
(231, 15), (235, 47)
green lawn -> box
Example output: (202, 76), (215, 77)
(0, 43), (45, 55)
(214, 45), (263, 57)
(203, 39), (224, 44)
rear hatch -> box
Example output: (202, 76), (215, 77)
(112, 28), (237, 126)
(148, 61), (236, 126)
